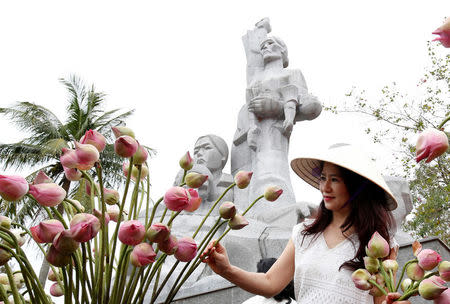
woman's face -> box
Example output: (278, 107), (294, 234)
(319, 162), (351, 214)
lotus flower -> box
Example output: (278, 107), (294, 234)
(130, 243), (156, 267)
(363, 256), (380, 274)
(46, 245), (71, 267)
(382, 259), (399, 273)
(0, 248), (11, 266)
(179, 151), (193, 171)
(132, 143), (148, 165)
(234, 171), (253, 189)
(0, 175), (29, 201)
(418, 275), (447, 300)
(365, 231), (389, 259)
(185, 172), (208, 188)
(70, 213), (101, 242)
(438, 261), (450, 281)
(48, 269), (58, 282)
(74, 141), (100, 170)
(33, 171), (52, 184)
(50, 282), (64, 297)
(264, 186), (283, 202)
(185, 188), (202, 212)
(158, 234), (178, 255)
(164, 186), (191, 211)
(63, 166), (82, 181)
(434, 288), (450, 304)
(228, 214), (249, 230)
(174, 237), (197, 262)
(112, 126), (135, 139)
(406, 262), (425, 281)
(60, 148), (79, 169)
(0, 216), (11, 229)
(400, 278), (413, 293)
(118, 220), (145, 246)
(107, 205), (121, 222)
(415, 128), (449, 163)
(30, 219), (65, 243)
(53, 230), (80, 255)
(432, 17), (450, 48)
(146, 223), (170, 243)
(28, 183), (66, 207)
(80, 129), (106, 152)
(115, 135), (138, 158)
(417, 249), (442, 271)
(351, 269), (372, 290)
(219, 201), (236, 219)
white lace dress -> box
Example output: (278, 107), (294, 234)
(291, 221), (373, 304)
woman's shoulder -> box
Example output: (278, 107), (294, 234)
(291, 219), (314, 243)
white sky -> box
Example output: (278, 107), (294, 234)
(0, 1), (448, 207)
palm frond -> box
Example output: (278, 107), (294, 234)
(95, 109), (135, 138)
(0, 143), (59, 170)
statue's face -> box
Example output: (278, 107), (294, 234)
(194, 137), (223, 172)
(261, 39), (282, 64)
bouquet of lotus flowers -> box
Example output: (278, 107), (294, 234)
(0, 127), (283, 304)
(351, 232), (449, 303)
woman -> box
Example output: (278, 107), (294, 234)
(202, 143), (410, 304)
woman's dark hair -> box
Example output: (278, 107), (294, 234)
(257, 258), (295, 303)
(301, 162), (395, 271)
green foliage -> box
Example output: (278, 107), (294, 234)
(325, 42), (449, 245)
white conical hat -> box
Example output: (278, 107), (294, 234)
(290, 143), (398, 211)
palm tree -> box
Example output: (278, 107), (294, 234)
(0, 75), (135, 284)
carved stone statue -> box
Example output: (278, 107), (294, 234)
(231, 18), (322, 226)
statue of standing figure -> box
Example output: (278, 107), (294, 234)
(231, 18), (322, 227)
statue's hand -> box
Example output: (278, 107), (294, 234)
(255, 17), (271, 33)
(248, 96), (282, 119)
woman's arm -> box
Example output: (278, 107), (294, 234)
(202, 239), (295, 298)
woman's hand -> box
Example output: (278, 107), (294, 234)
(200, 240), (231, 276)
(381, 293), (411, 304)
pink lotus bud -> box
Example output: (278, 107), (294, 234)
(132, 143), (148, 165)
(382, 259), (399, 273)
(363, 256), (380, 274)
(415, 129), (449, 163)
(0, 216), (11, 229)
(264, 185), (283, 202)
(401, 278), (413, 292)
(74, 141), (100, 170)
(228, 214), (249, 230)
(53, 230), (79, 254)
(164, 186), (190, 211)
(46, 245), (71, 267)
(185, 188), (202, 212)
(369, 273), (385, 296)
(118, 220), (145, 246)
(158, 234), (178, 255)
(146, 223), (170, 243)
(413, 240), (422, 257)
(63, 166), (82, 181)
(234, 171), (253, 189)
(438, 261), (450, 281)
(70, 213), (101, 242)
(418, 275), (447, 300)
(93, 209), (110, 226)
(11, 229), (26, 247)
(179, 152), (193, 171)
(174, 237), (197, 262)
(112, 126), (135, 139)
(417, 249), (442, 271)
(0, 175), (29, 202)
(130, 243), (156, 267)
(33, 171), (52, 184)
(219, 201), (236, 219)
(60, 148), (78, 169)
(80, 129), (106, 152)
(50, 282), (64, 297)
(114, 136), (138, 158)
(28, 183), (66, 207)
(0, 248), (11, 266)
(48, 269), (58, 282)
(122, 162), (149, 182)
(366, 231), (390, 259)
(432, 17), (450, 48)
(107, 205), (121, 222)
(351, 268), (372, 290)
(406, 262), (425, 281)
(434, 288), (450, 304)
(185, 172), (208, 188)
(30, 219), (65, 243)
